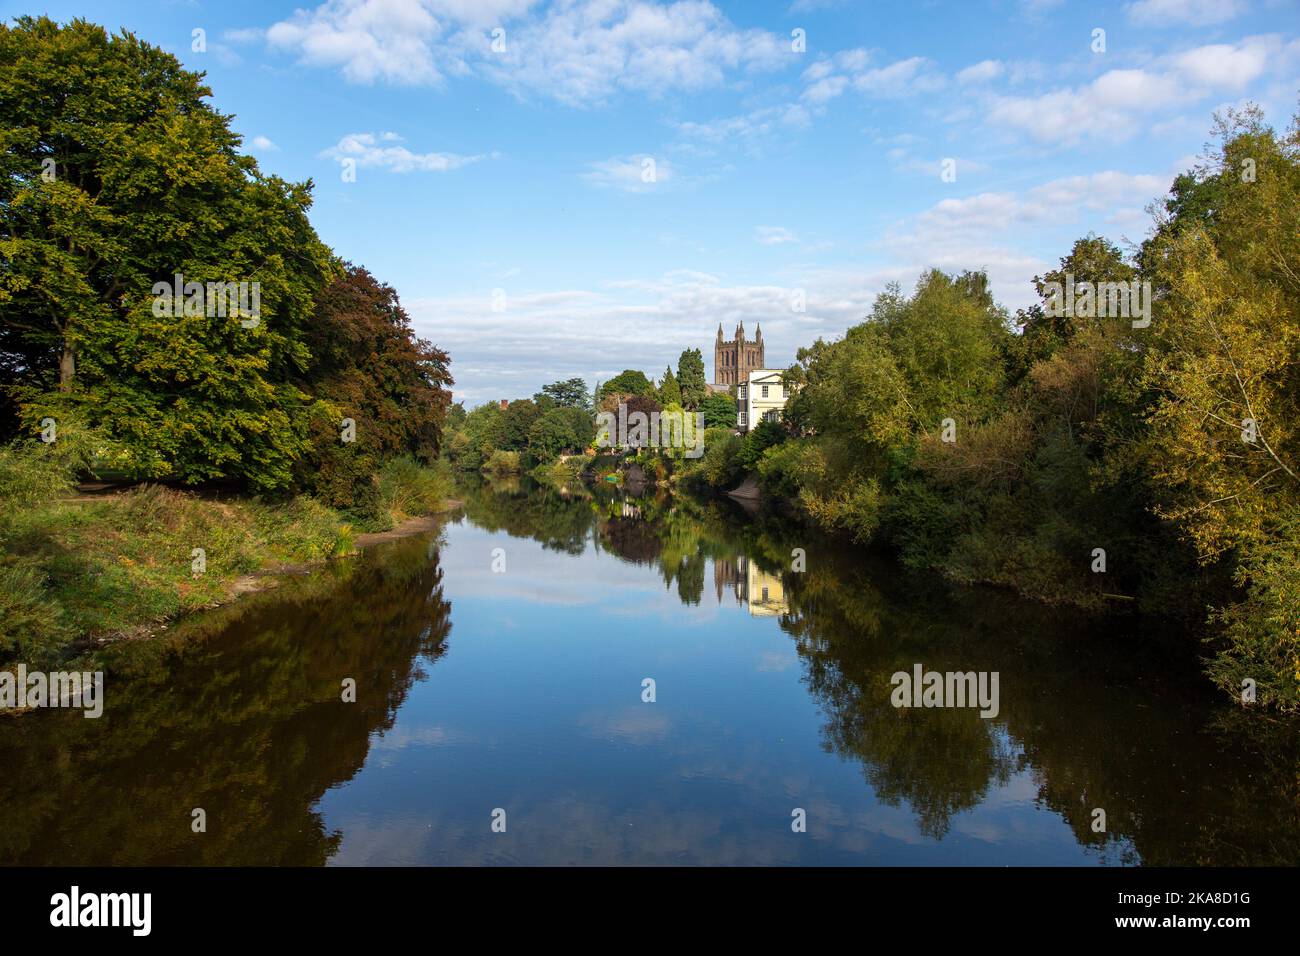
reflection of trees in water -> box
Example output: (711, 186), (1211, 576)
(459, 475), (593, 555)
(779, 564), (1015, 840)
(27, 473), (1287, 865)
(594, 493), (721, 607)
(479, 476), (1300, 863)
(0, 534), (453, 865)
(780, 556), (1300, 863)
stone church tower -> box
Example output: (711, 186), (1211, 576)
(713, 321), (764, 387)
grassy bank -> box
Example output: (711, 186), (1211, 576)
(0, 445), (456, 669)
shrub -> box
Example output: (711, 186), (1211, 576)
(0, 419), (121, 513)
(379, 456), (454, 519)
(736, 419), (787, 472)
(483, 449), (521, 476)
(0, 560), (74, 666)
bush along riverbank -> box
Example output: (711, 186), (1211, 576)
(673, 109), (1300, 712)
(0, 433), (458, 672)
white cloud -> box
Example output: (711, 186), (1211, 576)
(675, 103), (812, 151)
(478, 0), (791, 106)
(266, 0), (467, 85)
(320, 132), (485, 172)
(249, 135), (280, 152)
(908, 170), (1172, 240)
(795, 49), (945, 107)
(405, 272), (872, 404)
(583, 154), (673, 191)
(1126, 0), (1247, 26)
(853, 56), (945, 97)
(956, 59), (1004, 85)
(1169, 41), (1270, 89)
(985, 35), (1288, 144)
(802, 74), (849, 104)
(755, 226), (797, 245)
(264, 0), (794, 105)
(870, 168), (1180, 309)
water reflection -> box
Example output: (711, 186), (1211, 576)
(0, 537), (452, 865)
(1, 475), (1296, 865)
(455, 475), (1300, 864)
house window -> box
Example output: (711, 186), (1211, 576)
(761, 385), (769, 398)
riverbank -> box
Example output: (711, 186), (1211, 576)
(0, 479), (461, 671)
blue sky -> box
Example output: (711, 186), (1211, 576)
(13, 0), (1300, 403)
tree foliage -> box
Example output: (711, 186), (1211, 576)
(536, 377), (589, 411)
(596, 369), (653, 401)
(0, 18), (450, 498)
(657, 366), (682, 407)
(700, 392), (737, 429)
(676, 348), (707, 408)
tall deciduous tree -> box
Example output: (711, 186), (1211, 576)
(1138, 107), (1300, 708)
(596, 369), (653, 401)
(0, 16), (334, 489)
(296, 264), (452, 510)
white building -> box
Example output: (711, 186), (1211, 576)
(736, 368), (790, 432)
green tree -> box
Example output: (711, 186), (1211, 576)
(676, 348), (707, 409)
(596, 369), (653, 401)
(499, 399), (541, 451)
(700, 392), (737, 429)
(526, 406), (595, 464)
(537, 377), (589, 411)
(658, 366), (682, 406)
(0, 16), (335, 489)
(449, 402), (505, 472)
(1138, 106), (1300, 708)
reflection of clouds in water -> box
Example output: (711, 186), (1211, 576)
(979, 769), (1041, 807)
(319, 502), (1134, 865)
(757, 650), (796, 672)
(441, 524), (664, 607)
(947, 770), (1125, 857)
(325, 785), (929, 865)
(368, 723), (481, 770)
(370, 724), (476, 751)
(329, 814), (439, 867)
(328, 798), (786, 866)
(578, 706), (671, 745)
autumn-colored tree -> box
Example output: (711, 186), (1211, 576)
(1139, 107), (1300, 707)
(296, 264), (452, 514)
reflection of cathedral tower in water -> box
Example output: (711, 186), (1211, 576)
(712, 555), (789, 616)
(713, 556), (745, 605)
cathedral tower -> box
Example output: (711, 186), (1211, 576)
(713, 321), (764, 387)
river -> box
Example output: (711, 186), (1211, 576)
(1, 477), (1296, 865)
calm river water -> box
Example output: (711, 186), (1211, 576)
(1, 478), (1296, 865)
